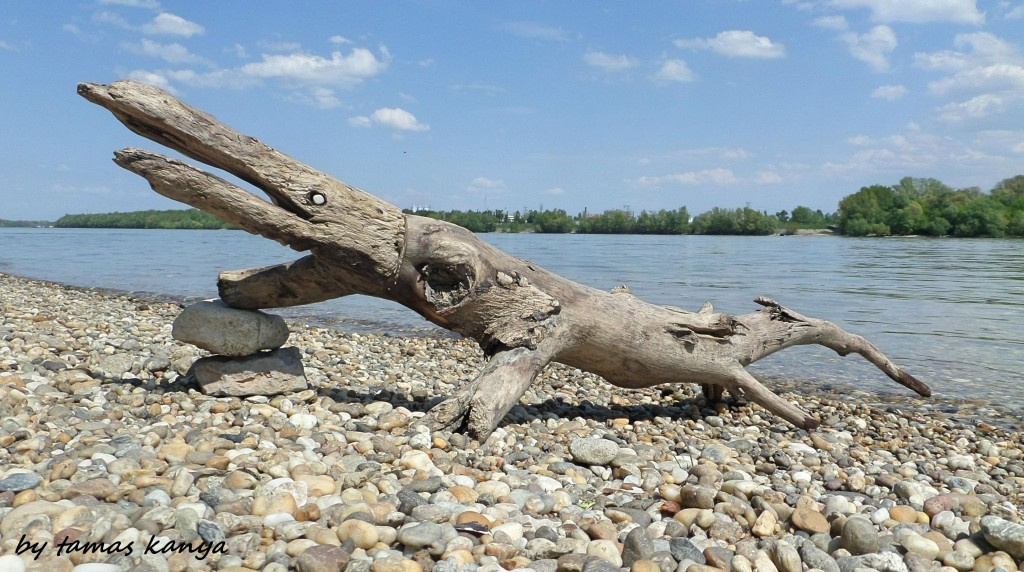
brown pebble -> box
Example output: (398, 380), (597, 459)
(456, 511), (490, 527)
(586, 521), (618, 540)
(889, 505), (918, 523)
(296, 503), (321, 522)
(206, 455), (231, 470)
(448, 485), (478, 503)
(49, 458), (78, 481)
(13, 489), (37, 506)
(790, 507), (830, 534)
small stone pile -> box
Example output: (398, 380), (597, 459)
(171, 300), (307, 396)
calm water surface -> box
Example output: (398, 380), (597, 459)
(1, 228), (1021, 406)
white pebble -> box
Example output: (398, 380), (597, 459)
(0, 555), (27, 572)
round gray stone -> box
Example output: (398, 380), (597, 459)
(568, 438), (619, 465)
(172, 300), (289, 356)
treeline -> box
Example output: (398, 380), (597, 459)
(403, 205), (834, 235)
(838, 175), (1024, 237)
(54, 209), (236, 230)
(0, 219), (52, 227)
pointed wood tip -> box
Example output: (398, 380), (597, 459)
(898, 370), (931, 397)
(77, 82), (107, 103)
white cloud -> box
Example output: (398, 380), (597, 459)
(468, 177), (505, 191)
(1008, 4), (1024, 19)
(288, 87), (342, 109)
(830, 0), (985, 24)
(349, 107), (429, 131)
(583, 51), (638, 71)
(652, 59), (695, 83)
(449, 83), (506, 95)
(0, 40), (15, 51)
(937, 94), (1007, 121)
(348, 116), (372, 128)
(847, 134), (873, 145)
(755, 171), (784, 184)
(48, 184), (113, 195)
(99, 0), (161, 8)
(258, 40), (302, 52)
(841, 25), (897, 72)
(929, 64), (1024, 95)
(812, 15), (849, 30)
(823, 123), (1011, 176)
(915, 32), (1024, 122)
(329, 35), (353, 44)
(139, 12), (204, 37)
(124, 38), (211, 65)
(675, 30), (786, 59)
(916, 32), (1022, 72)
(501, 21), (571, 42)
(633, 168), (740, 187)
(872, 84), (908, 99)
(94, 11), (131, 29)
(241, 47), (389, 87)
(123, 69), (178, 93)
(544, 187), (565, 195)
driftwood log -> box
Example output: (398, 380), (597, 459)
(79, 80), (931, 438)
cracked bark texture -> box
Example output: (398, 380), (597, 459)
(80, 80), (932, 439)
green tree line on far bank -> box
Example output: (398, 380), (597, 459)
(837, 175), (1024, 237)
(404, 205), (835, 236)
(54, 209), (236, 230)
(44, 173), (1024, 238)
(0, 219), (52, 228)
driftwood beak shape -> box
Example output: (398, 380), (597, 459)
(81, 79), (931, 438)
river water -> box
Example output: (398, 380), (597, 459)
(1, 228), (1021, 407)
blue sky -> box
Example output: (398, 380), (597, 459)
(2, 1), (1023, 221)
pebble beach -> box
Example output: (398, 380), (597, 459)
(1, 271), (1022, 572)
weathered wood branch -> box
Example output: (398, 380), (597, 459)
(81, 80), (931, 438)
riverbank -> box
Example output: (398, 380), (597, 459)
(1, 271), (1022, 572)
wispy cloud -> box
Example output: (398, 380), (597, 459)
(468, 177), (505, 190)
(841, 25), (897, 72)
(830, 0), (985, 25)
(95, 10), (204, 37)
(123, 38), (212, 65)
(98, 0), (161, 8)
(124, 69), (180, 93)
(288, 87), (342, 109)
(823, 123), (1014, 176)
(632, 168), (740, 188)
(675, 30), (786, 59)
(937, 94), (1008, 122)
(501, 21), (571, 42)
(449, 83), (506, 95)
(139, 12), (204, 37)
(812, 15), (849, 30)
(583, 50), (638, 72)
(871, 84), (908, 99)
(0, 39), (16, 51)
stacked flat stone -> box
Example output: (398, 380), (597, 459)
(171, 300), (307, 396)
